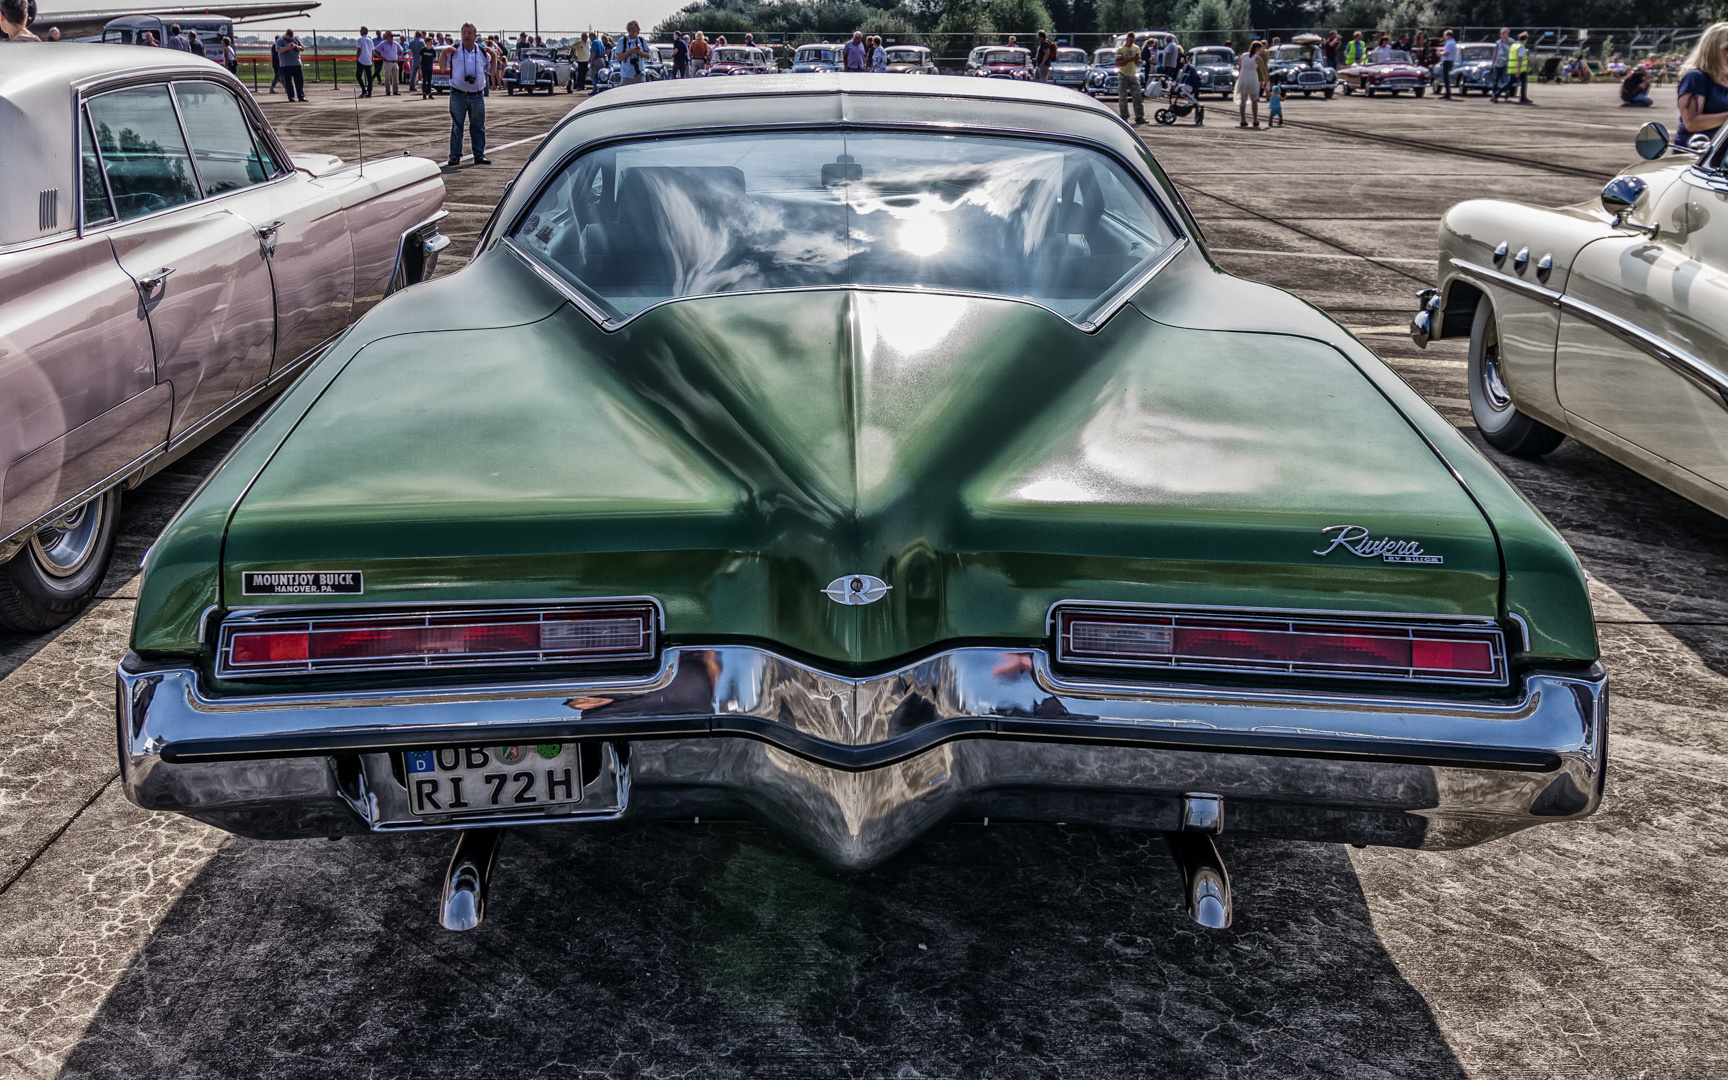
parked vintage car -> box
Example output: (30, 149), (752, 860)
(118, 75), (1605, 934)
(792, 43), (842, 72)
(1185, 45), (1237, 98)
(1087, 46), (1146, 97)
(504, 47), (560, 94)
(1048, 46), (1091, 89)
(969, 46), (1031, 79)
(1339, 48), (1431, 96)
(1266, 34), (1336, 97)
(698, 45), (771, 76)
(1413, 121), (1728, 521)
(1431, 42), (1497, 94)
(0, 45), (446, 631)
(591, 44), (675, 92)
(884, 44), (937, 74)
(102, 14), (231, 60)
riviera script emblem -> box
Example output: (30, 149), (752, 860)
(822, 574), (892, 605)
(1313, 525), (1444, 565)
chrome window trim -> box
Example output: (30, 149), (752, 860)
(79, 104), (118, 231)
(77, 76), (298, 235)
(507, 235), (1188, 335)
(496, 120), (1191, 334)
(1450, 255), (1728, 411)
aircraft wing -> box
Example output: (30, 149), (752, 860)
(36, 1), (319, 39)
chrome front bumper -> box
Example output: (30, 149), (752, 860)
(117, 645), (1606, 869)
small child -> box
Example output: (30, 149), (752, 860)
(1267, 82), (1284, 126)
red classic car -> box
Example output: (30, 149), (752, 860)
(1338, 48), (1431, 96)
(698, 45), (772, 76)
(970, 47), (1032, 80)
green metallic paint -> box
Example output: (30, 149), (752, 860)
(170, 252), (1526, 670)
(1133, 258), (1597, 661)
(131, 86), (1596, 670)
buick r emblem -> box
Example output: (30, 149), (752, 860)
(1313, 524), (1444, 565)
(823, 574), (892, 605)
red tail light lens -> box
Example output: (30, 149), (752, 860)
(1054, 605), (1507, 686)
(219, 603), (658, 678)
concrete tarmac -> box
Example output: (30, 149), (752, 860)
(2, 78), (1723, 1079)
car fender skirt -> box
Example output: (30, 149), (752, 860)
(117, 645), (1607, 867)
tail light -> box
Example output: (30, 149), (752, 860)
(217, 601), (659, 678)
(1052, 604), (1508, 687)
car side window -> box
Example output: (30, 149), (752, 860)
(85, 85), (199, 220)
(80, 108), (116, 227)
(172, 82), (271, 196)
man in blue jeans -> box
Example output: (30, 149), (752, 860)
(442, 24), (490, 166)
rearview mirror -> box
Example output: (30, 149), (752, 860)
(1635, 121), (1669, 160)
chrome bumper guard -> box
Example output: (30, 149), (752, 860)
(117, 644), (1606, 870)
(386, 209), (452, 296)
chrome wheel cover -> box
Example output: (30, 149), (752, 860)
(1481, 343), (1513, 410)
(29, 500), (104, 579)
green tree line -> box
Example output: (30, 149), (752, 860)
(655, 0), (1720, 40)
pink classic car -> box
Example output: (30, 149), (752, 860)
(1338, 48), (1432, 96)
(0, 44), (447, 631)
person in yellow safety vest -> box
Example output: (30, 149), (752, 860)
(1506, 31), (1532, 104)
(1343, 30), (1367, 67)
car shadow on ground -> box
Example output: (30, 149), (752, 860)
(59, 821), (1466, 1078)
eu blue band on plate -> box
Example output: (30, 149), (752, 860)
(405, 750), (436, 774)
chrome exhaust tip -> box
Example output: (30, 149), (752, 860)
(439, 827), (504, 931)
(1166, 827), (1232, 930)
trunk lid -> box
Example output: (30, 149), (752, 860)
(222, 288), (1500, 665)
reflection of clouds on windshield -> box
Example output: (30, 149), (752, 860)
(846, 152), (1064, 256)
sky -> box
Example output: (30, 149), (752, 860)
(125, 0), (688, 37)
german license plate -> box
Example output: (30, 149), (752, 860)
(403, 743), (581, 816)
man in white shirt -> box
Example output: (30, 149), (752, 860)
(441, 24), (490, 166)
(355, 26), (375, 97)
(572, 33), (592, 91)
(377, 31), (401, 95)
(1440, 29), (1458, 99)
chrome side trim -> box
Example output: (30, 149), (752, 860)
(1448, 256), (1561, 308)
(1560, 298), (1728, 411)
(1449, 255), (1728, 409)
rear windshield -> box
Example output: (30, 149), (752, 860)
(512, 131), (1179, 325)
(886, 49), (923, 62)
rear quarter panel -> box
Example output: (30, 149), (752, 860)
(326, 157), (445, 314)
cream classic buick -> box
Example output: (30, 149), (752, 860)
(1415, 122), (1728, 520)
(0, 44), (447, 630)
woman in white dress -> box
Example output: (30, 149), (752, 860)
(1237, 39), (1265, 128)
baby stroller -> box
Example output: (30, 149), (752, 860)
(1154, 79), (1204, 126)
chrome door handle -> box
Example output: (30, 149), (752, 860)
(136, 266), (176, 292)
(257, 220), (286, 256)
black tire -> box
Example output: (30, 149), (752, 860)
(1324, 88), (1334, 98)
(1414, 87), (1425, 97)
(1155, 108), (1175, 125)
(0, 489), (121, 632)
(1468, 303), (1566, 457)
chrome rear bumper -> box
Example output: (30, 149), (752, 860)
(117, 645), (1606, 870)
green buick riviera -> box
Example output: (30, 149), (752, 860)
(118, 76), (1606, 931)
